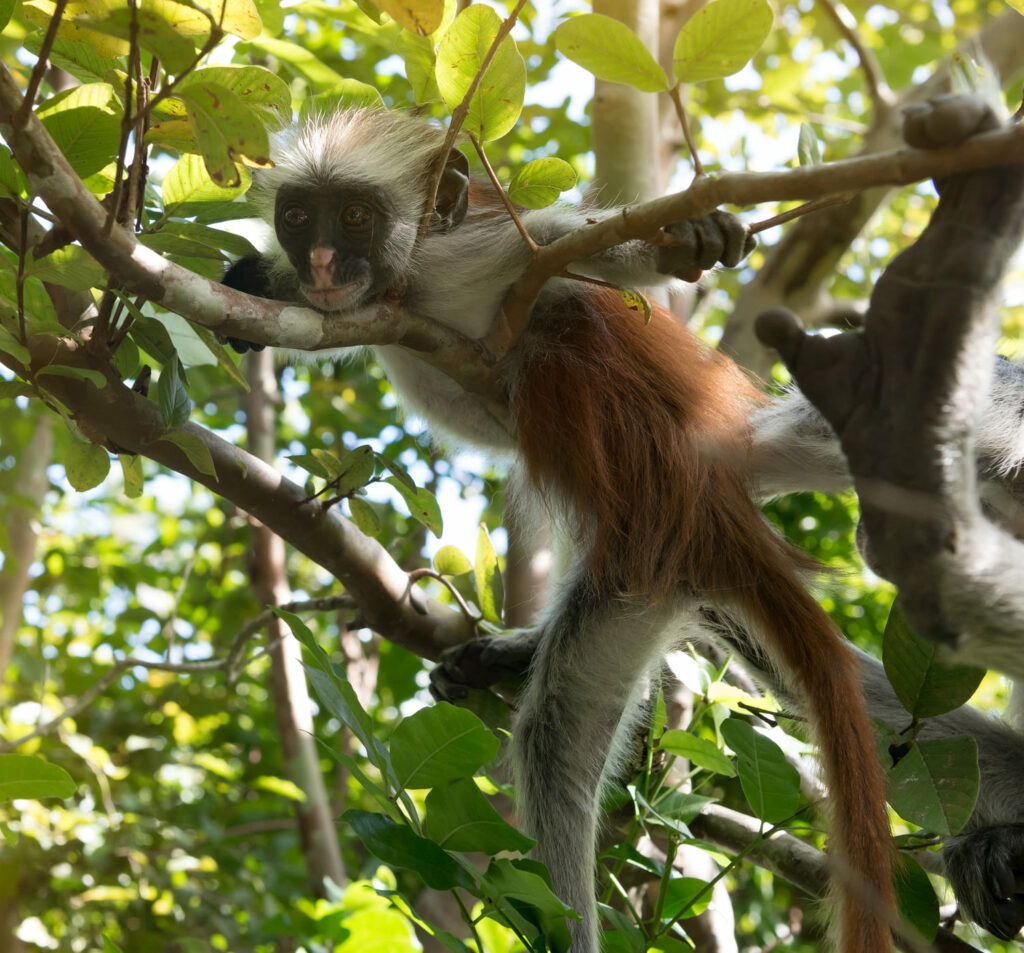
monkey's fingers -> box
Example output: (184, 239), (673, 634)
(429, 632), (535, 702)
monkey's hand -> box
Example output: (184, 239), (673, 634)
(656, 210), (756, 279)
(429, 630), (538, 702)
(220, 255), (273, 353)
(944, 825), (1024, 940)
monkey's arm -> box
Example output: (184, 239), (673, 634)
(520, 206), (756, 287)
(749, 356), (1024, 531)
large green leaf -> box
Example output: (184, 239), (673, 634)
(672, 0), (773, 83)
(37, 83), (121, 180)
(424, 778), (533, 853)
(435, 5), (525, 142)
(554, 13), (668, 92)
(886, 735), (979, 836)
(390, 703), (498, 790)
(343, 809), (472, 890)
(883, 603), (984, 719)
(0, 755), (76, 800)
(720, 718), (800, 824)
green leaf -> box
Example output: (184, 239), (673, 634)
(554, 13), (668, 93)
(102, 936), (124, 953)
(158, 430), (217, 478)
(886, 735), (978, 836)
(893, 853), (939, 942)
(255, 775), (307, 802)
(618, 287), (652, 322)
(349, 498), (383, 537)
(343, 810), (472, 891)
(302, 81), (385, 120)
(370, 0), (444, 35)
(76, 7), (198, 74)
(36, 83), (121, 180)
(672, 0), (773, 83)
(473, 523), (503, 623)
(65, 440), (110, 491)
(181, 66), (291, 127)
(397, 31), (440, 104)
(23, 36), (123, 85)
(435, 5), (526, 142)
(283, 609), (391, 772)
(238, 36), (346, 89)
(28, 245), (106, 292)
(660, 876), (711, 920)
(177, 84), (271, 188)
(720, 718), (801, 824)
(434, 545), (472, 576)
(329, 445), (377, 496)
(659, 729), (736, 777)
(161, 153), (252, 208)
(0, 754), (76, 800)
(0, 0), (15, 31)
(154, 355), (191, 428)
(883, 602), (985, 718)
(287, 452), (332, 480)
(334, 908), (419, 953)
(424, 778), (534, 853)
(119, 453), (144, 498)
(0, 148), (20, 197)
(482, 859), (575, 952)
(390, 702), (499, 790)
(797, 122), (823, 166)
(0, 326), (30, 365)
(508, 158), (577, 209)
(36, 364), (107, 388)
(385, 476), (443, 536)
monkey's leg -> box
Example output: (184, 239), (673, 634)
(513, 574), (680, 951)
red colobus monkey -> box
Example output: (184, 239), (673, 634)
(223, 106), (895, 952)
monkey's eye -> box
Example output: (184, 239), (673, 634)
(281, 204), (310, 230)
(341, 203), (372, 229)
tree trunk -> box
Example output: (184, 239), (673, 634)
(245, 349), (346, 893)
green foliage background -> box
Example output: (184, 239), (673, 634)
(0, 0), (1022, 951)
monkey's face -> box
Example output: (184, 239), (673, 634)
(274, 184), (410, 313)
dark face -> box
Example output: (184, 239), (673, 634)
(274, 183), (406, 312)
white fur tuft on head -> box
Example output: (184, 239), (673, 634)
(252, 108), (446, 223)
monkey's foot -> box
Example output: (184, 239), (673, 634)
(429, 631), (538, 702)
(903, 92), (1000, 150)
(945, 824), (1024, 940)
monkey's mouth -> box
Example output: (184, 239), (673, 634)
(301, 281), (366, 312)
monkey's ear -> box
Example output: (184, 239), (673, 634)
(433, 149), (470, 232)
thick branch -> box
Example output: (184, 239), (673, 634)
(1, 59), (1022, 372)
(0, 335), (473, 663)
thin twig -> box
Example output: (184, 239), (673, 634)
(408, 567), (477, 622)
(0, 594), (358, 751)
(750, 192), (857, 233)
(815, 0), (895, 113)
(14, 0), (69, 126)
(669, 85), (704, 177)
(469, 133), (539, 253)
(416, 0), (529, 246)
(104, 0), (141, 235)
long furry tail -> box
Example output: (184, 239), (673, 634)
(514, 287), (896, 950)
(725, 523), (896, 952)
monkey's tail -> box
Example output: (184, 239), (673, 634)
(714, 494), (896, 953)
(514, 288), (895, 950)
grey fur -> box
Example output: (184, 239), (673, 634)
(245, 105), (1024, 947)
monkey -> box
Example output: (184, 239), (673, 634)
(221, 106), (898, 953)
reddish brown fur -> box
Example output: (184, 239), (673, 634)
(513, 286), (895, 953)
